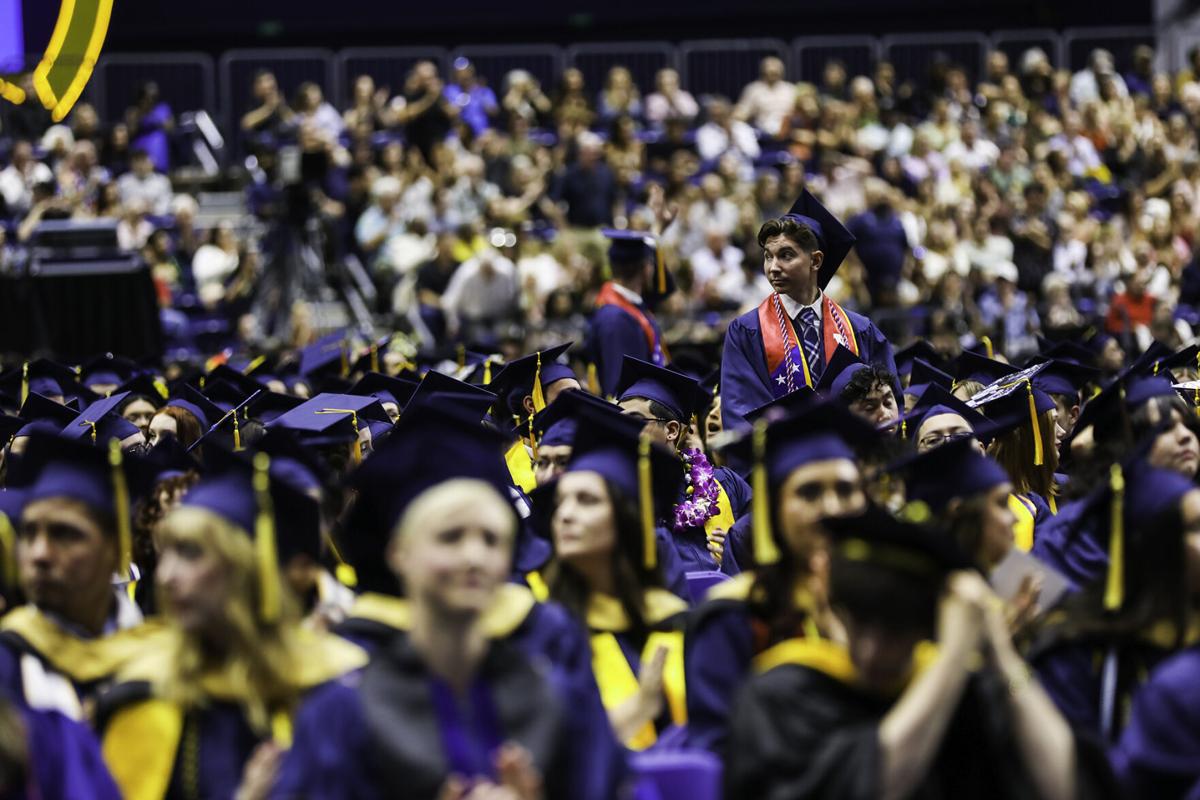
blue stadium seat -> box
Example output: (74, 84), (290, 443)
(632, 750), (722, 800)
(685, 570), (729, 603)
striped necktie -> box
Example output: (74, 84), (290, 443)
(798, 306), (823, 383)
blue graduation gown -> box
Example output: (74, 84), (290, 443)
(720, 304), (896, 434)
(1031, 499), (1105, 592)
(587, 303), (663, 398)
(666, 467), (750, 575)
(1111, 645), (1200, 798)
(18, 706), (121, 800)
(684, 589), (756, 753)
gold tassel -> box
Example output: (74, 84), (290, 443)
(483, 359), (493, 385)
(981, 336), (994, 359)
(751, 420), (781, 566)
(0, 512), (17, 589)
(152, 377), (169, 400)
(655, 242), (667, 294)
(587, 363), (600, 395)
(232, 413), (242, 451)
(1026, 380), (1043, 467)
(108, 439), (132, 578)
(456, 345), (466, 371)
(528, 415), (539, 462)
(1103, 464), (1125, 612)
(19, 362), (28, 406)
(638, 432), (657, 570)
(1153, 361), (1160, 376)
(244, 355), (267, 375)
(370, 345), (379, 374)
(252, 453), (282, 623)
(82, 421), (97, 445)
(316, 409), (362, 463)
(340, 349), (349, 378)
(531, 352), (546, 414)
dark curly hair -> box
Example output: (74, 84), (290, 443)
(756, 217), (820, 253)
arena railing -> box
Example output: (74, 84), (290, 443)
(565, 41), (678, 97)
(991, 28), (1066, 70)
(450, 44), (564, 99)
(91, 52), (216, 127)
(881, 31), (991, 85)
(678, 38), (791, 101)
(1062, 25), (1157, 71)
(792, 35), (882, 84)
(217, 47), (337, 146)
(337, 47), (450, 109)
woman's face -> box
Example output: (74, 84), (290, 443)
(705, 398), (722, 442)
(552, 471), (617, 564)
(1147, 407), (1200, 478)
(148, 412), (178, 447)
(156, 522), (231, 636)
(977, 482), (1016, 570)
(391, 488), (514, 617)
(122, 398), (158, 437)
(776, 459), (865, 560)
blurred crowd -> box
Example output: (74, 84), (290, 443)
(3, 42), (1200, 360)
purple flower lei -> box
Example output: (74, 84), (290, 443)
(672, 448), (722, 533)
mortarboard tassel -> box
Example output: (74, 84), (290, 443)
(1103, 464), (1125, 612)
(456, 345), (466, 371)
(152, 377), (169, 400)
(370, 345), (379, 375)
(244, 355), (267, 375)
(637, 432), (657, 570)
(316, 409), (363, 463)
(528, 415), (539, 462)
(483, 359), (494, 385)
(108, 439), (132, 579)
(340, 349), (349, 378)
(1026, 380), (1043, 467)
(531, 352), (547, 414)
(232, 413), (243, 451)
(655, 242), (667, 294)
(751, 420), (781, 566)
(1194, 387), (1199, 419)
(0, 512), (17, 589)
(981, 336), (994, 359)
(19, 362), (28, 407)
(587, 363), (600, 395)
(252, 453), (282, 623)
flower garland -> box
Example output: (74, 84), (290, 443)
(672, 448), (722, 533)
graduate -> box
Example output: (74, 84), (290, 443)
(274, 415), (622, 800)
(725, 504), (1114, 800)
(115, 373), (170, 439)
(893, 384), (989, 453)
(96, 451), (366, 800)
(535, 402), (691, 751)
(0, 433), (152, 716)
(685, 400), (876, 753)
(615, 356), (750, 574)
(815, 346), (902, 430)
(1029, 451), (1200, 740)
(587, 231), (673, 399)
(720, 189), (896, 434)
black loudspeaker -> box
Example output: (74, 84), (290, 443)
(0, 255), (164, 362)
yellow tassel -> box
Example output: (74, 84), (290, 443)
(152, 377), (169, 400)
(340, 350), (349, 378)
(1103, 464), (1125, 612)
(108, 439), (132, 578)
(83, 421), (97, 445)
(751, 420), (781, 566)
(370, 345), (379, 374)
(531, 352), (547, 414)
(528, 415), (539, 462)
(316, 409), (363, 463)
(483, 360), (493, 385)
(0, 512), (17, 589)
(244, 355), (267, 375)
(1153, 361), (1160, 376)
(638, 432), (657, 570)
(655, 242), (667, 294)
(232, 414), (242, 451)
(19, 362), (28, 406)
(982, 336), (994, 359)
(253, 452), (282, 623)
(271, 710), (292, 748)
(456, 345), (466, 371)
(1026, 380), (1043, 467)
(587, 363), (600, 395)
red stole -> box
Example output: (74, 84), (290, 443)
(595, 282), (668, 365)
(757, 292), (859, 395)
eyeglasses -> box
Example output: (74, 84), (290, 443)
(918, 431), (974, 449)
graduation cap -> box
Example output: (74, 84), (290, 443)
(967, 365), (1056, 463)
(0, 415), (24, 447)
(79, 354), (141, 393)
(487, 343), (576, 418)
(903, 358), (955, 399)
(745, 386), (818, 425)
(244, 391), (304, 425)
(813, 345), (869, 399)
(347, 373), (419, 418)
(952, 350), (1018, 387)
(1125, 341), (1173, 378)
(298, 336), (349, 382)
(115, 374), (170, 406)
(188, 390), (265, 456)
(18, 392), (77, 429)
(558, 400), (685, 570)
(344, 401), (516, 593)
(1034, 337), (1095, 367)
(781, 188), (857, 290)
(894, 341), (947, 380)
(0, 359), (80, 404)
(405, 371), (499, 423)
(268, 393), (391, 461)
(1149, 343), (1200, 381)
(143, 434), (202, 481)
(722, 400), (878, 566)
(823, 503), (971, 578)
(178, 450), (320, 621)
(615, 356), (710, 422)
(1030, 359), (1101, 400)
(530, 389), (626, 450)
(253, 428), (331, 496)
(207, 364), (269, 400)
(166, 385), (223, 430)
(61, 392), (135, 445)
(10, 432), (155, 576)
(200, 379), (254, 414)
(893, 384), (989, 442)
(890, 437), (1010, 515)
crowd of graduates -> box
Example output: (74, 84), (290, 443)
(1, 181), (1200, 798)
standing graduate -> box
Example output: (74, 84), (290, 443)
(725, 505), (1117, 800)
(685, 400), (876, 753)
(537, 402), (690, 751)
(275, 436), (621, 799)
(721, 189), (896, 434)
(587, 230), (672, 398)
(615, 356), (750, 574)
(96, 451), (367, 800)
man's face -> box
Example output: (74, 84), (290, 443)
(776, 459), (865, 558)
(848, 382), (899, 429)
(916, 413), (979, 453)
(619, 397), (680, 449)
(543, 378), (581, 409)
(18, 498), (116, 625)
(534, 444), (572, 486)
(763, 234), (822, 304)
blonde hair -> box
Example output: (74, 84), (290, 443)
(155, 506), (304, 733)
(394, 479), (517, 544)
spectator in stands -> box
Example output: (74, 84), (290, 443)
(414, 231), (462, 341)
(979, 260), (1040, 359)
(0, 140), (52, 217)
(170, 193), (202, 270)
(15, 181), (70, 242)
(551, 67), (594, 130)
(102, 122), (132, 175)
(56, 140), (108, 215)
(444, 58), (499, 137)
(550, 131), (616, 231)
(441, 245), (520, 341)
(355, 175), (407, 274)
(848, 180), (909, 307)
(116, 147), (173, 216)
(2, 73), (51, 140)
(690, 227), (744, 296)
(696, 96), (760, 175)
(501, 69), (552, 128)
(735, 55), (793, 137)
(944, 120), (999, 171)
(644, 68), (698, 128)
(680, 173), (739, 258)
(343, 74), (394, 133)
(192, 220), (243, 307)
(1106, 262), (1159, 344)
(1125, 45), (1156, 97)
(394, 61), (458, 167)
(1070, 48), (1128, 107)
(127, 81), (174, 173)
(117, 199), (154, 252)
(292, 82), (343, 144)
(597, 66), (643, 122)
(240, 69), (294, 137)
(820, 59), (849, 101)
(605, 115), (644, 180)
(69, 102), (105, 153)
(1011, 181), (1058, 295)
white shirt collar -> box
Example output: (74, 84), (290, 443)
(779, 290), (823, 320)
(610, 282), (644, 305)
